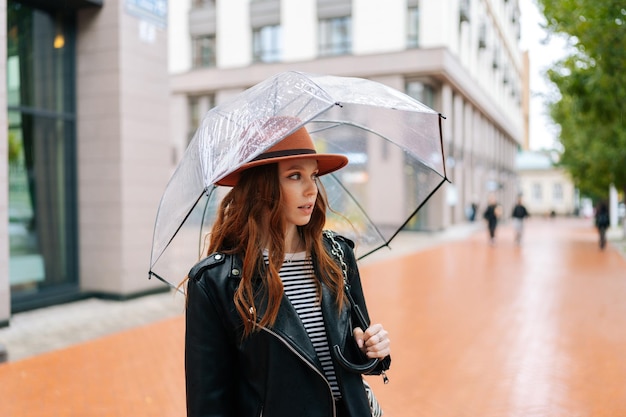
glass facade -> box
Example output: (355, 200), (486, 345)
(405, 81), (436, 231)
(192, 35), (216, 68)
(318, 16), (351, 57)
(252, 25), (282, 63)
(407, 6), (419, 48)
(7, 1), (78, 309)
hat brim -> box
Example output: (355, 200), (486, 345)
(216, 153), (349, 187)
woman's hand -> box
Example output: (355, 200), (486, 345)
(353, 324), (391, 359)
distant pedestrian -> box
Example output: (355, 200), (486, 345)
(466, 201), (478, 222)
(511, 196), (530, 245)
(595, 201), (610, 250)
(483, 195), (502, 245)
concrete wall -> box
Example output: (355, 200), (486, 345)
(353, 0), (405, 54)
(216, 0), (250, 68)
(282, 0), (316, 61)
(168, 0), (192, 74)
(76, 0), (170, 296)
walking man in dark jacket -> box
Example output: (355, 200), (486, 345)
(511, 195), (530, 245)
(483, 195), (502, 245)
(595, 201), (610, 250)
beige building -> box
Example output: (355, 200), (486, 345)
(514, 150), (577, 216)
(169, 0), (528, 231)
(1, 0), (529, 323)
(1, 0), (171, 324)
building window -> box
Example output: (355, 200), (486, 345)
(192, 35), (216, 68)
(7, 1), (79, 308)
(192, 0), (214, 8)
(188, 95), (215, 143)
(407, 6), (419, 48)
(532, 183), (543, 202)
(188, 96), (200, 143)
(553, 183), (563, 202)
(406, 81), (435, 108)
(253, 25), (282, 63)
(492, 47), (500, 69)
(478, 22), (487, 49)
(318, 16), (352, 57)
(460, 0), (470, 23)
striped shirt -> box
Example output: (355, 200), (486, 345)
(264, 251), (341, 398)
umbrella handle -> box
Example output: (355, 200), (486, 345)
(333, 297), (381, 373)
(332, 344), (380, 374)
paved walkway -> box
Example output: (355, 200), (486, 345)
(1, 217), (625, 416)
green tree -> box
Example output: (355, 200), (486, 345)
(537, 0), (626, 201)
(8, 131), (22, 165)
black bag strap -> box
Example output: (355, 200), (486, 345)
(323, 231), (389, 382)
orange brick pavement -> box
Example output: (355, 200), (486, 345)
(1, 217), (625, 417)
(0, 318), (185, 417)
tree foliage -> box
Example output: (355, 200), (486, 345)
(537, 0), (626, 200)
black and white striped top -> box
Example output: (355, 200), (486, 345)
(264, 251), (341, 398)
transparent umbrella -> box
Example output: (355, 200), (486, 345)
(148, 71), (448, 290)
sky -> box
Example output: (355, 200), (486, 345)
(518, 0), (569, 151)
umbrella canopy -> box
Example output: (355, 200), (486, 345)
(149, 71), (448, 289)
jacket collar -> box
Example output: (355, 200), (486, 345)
(254, 258), (351, 373)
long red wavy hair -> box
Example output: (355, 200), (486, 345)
(200, 163), (345, 337)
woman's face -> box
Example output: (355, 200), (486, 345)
(278, 158), (319, 228)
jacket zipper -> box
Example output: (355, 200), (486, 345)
(260, 326), (337, 417)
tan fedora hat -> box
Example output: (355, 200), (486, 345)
(216, 122), (348, 187)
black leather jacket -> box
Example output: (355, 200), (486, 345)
(185, 234), (389, 417)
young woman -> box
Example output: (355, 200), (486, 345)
(183, 124), (391, 417)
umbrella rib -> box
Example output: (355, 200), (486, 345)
(309, 118), (445, 177)
(150, 191), (205, 270)
(148, 270), (185, 294)
(198, 185), (218, 259)
(438, 114), (448, 179)
(357, 175), (449, 260)
(309, 117), (449, 260)
(327, 173), (388, 249)
(294, 95), (324, 119)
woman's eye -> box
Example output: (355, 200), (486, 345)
(286, 171), (318, 181)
